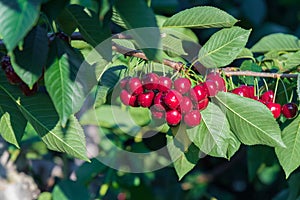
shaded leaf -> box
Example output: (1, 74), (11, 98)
(167, 135), (199, 180)
(251, 33), (300, 52)
(198, 27), (251, 68)
(287, 172), (300, 200)
(285, 50), (300, 71)
(10, 26), (49, 88)
(187, 103), (237, 158)
(163, 6), (238, 28)
(236, 48), (254, 60)
(52, 180), (90, 200)
(114, 0), (162, 60)
(0, 0), (42, 51)
(214, 92), (285, 147)
(275, 115), (300, 178)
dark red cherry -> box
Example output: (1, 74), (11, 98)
(174, 78), (191, 94)
(184, 110), (201, 127)
(266, 102), (281, 119)
(1, 56), (11, 70)
(157, 76), (172, 92)
(19, 82), (38, 96)
(206, 72), (226, 92)
(150, 106), (165, 119)
(166, 110), (182, 126)
(261, 90), (274, 103)
(142, 73), (159, 90)
(197, 98), (209, 111)
(281, 103), (298, 119)
(178, 96), (193, 114)
(189, 85), (207, 102)
(120, 89), (138, 107)
(137, 91), (155, 107)
(162, 90), (183, 110)
(203, 80), (218, 97)
(127, 77), (143, 95)
(5, 65), (22, 85)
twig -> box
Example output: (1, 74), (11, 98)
(221, 69), (298, 79)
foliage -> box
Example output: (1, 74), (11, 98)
(0, 0), (299, 199)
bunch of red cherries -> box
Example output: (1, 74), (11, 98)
(231, 85), (298, 119)
(1, 56), (38, 96)
(119, 72), (226, 127)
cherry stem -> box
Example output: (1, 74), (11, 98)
(273, 78), (280, 103)
(262, 78), (269, 92)
(279, 78), (289, 103)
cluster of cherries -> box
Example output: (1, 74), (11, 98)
(1, 56), (38, 96)
(231, 85), (298, 119)
(119, 72), (226, 127)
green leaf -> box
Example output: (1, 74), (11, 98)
(167, 135), (199, 180)
(275, 115), (300, 178)
(0, 74), (28, 147)
(285, 50), (300, 71)
(52, 180), (90, 200)
(187, 102), (238, 158)
(45, 38), (97, 126)
(198, 27), (251, 68)
(298, 74), (300, 101)
(128, 107), (151, 127)
(251, 33), (300, 52)
(214, 92), (285, 147)
(19, 94), (89, 161)
(10, 26), (49, 88)
(239, 60), (262, 85)
(162, 6), (238, 28)
(114, 0), (162, 61)
(161, 34), (188, 56)
(0, 112), (21, 148)
(0, 0), (42, 51)
(236, 48), (254, 60)
(58, 4), (111, 60)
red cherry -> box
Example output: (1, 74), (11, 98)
(127, 77), (143, 95)
(153, 92), (167, 111)
(174, 78), (191, 94)
(157, 76), (172, 92)
(266, 102), (281, 119)
(184, 110), (201, 127)
(142, 73), (159, 90)
(206, 72), (226, 92)
(1, 55), (11, 70)
(137, 91), (155, 107)
(19, 82), (38, 96)
(189, 85), (207, 102)
(261, 90), (274, 103)
(5, 65), (22, 85)
(281, 103), (298, 119)
(150, 106), (165, 119)
(197, 98), (209, 111)
(231, 87), (248, 97)
(162, 90), (183, 110)
(120, 89), (138, 107)
(119, 76), (131, 89)
(55, 32), (70, 43)
(178, 96), (193, 114)
(166, 110), (182, 126)
(241, 85), (255, 99)
(203, 80), (218, 97)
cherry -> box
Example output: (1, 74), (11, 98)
(153, 92), (167, 111)
(162, 89), (183, 110)
(281, 103), (298, 119)
(206, 72), (226, 92)
(120, 89), (138, 107)
(150, 106), (165, 119)
(142, 73), (159, 90)
(197, 98), (209, 111)
(119, 76), (131, 89)
(1, 56), (11, 70)
(137, 91), (155, 107)
(203, 80), (218, 97)
(184, 110), (201, 127)
(231, 86), (248, 97)
(5, 65), (22, 85)
(261, 90), (274, 103)
(189, 85), (207, 102)
(174, 78), (191, 94)
(157, 76), (172, 92)
(178, 96), (193, 114)
(166, 110), (182, 126)
(266, 102), (281, 119)
(241, 85), (255, 99)
(19, 82), (38, 96)
(127, 77), (143, 95)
